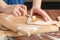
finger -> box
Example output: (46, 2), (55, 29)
(43, 17), (48, 21)
(18, 7), (26, 16)
(20, 5), (27, 16)
(13, 11), (18, 16)
(30, 9), (33, 16)
(20, 4), (27, 10)
(15, 8), (21, 16)
(23, 10), (27, 16)
(14, 7), (21, 16)
(16, 5), (27, 16)
(18, 4), (27, 12)
(33, 9), (51, 21)
(40, 10), (52, 21)
(42, 10), (52, 21)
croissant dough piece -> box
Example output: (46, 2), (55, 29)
(27, 17), (58, 25)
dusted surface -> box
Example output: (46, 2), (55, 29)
(13, 10), (60, 40)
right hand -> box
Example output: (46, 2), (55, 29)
(2, 4), (27, 16)
(30, 7), (52, 21)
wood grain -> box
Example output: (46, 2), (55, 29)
(13, 10), (60, 40)
(0, 10), (60, 40)
(45, 10), (60, 20)
(0, 13), (59, 37)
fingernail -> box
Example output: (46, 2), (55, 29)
(45, 18), (48, 22)
(30, 14), (32, 16)
(15, 14), (18, 16)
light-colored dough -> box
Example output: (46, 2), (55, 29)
(0, 14), (59, 36)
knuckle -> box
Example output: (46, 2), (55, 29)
(12, 10), (15, 13)
(16, 5), (19, 7)
(24, 5), (27, 8)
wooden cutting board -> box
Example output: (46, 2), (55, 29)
(0, 13), (59, 37)
(0, 14), (27, 32)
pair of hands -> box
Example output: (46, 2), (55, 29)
(3, 4), (52, 21)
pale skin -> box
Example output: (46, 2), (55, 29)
(0, 0), (27, 16)
(30, 0), (52, 21)
(0, 0), (52, 21)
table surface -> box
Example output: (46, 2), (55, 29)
(12, 10), (60, 40)
(0, 10), (60, 40)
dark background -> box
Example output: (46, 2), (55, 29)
(25, 2), (60, 9)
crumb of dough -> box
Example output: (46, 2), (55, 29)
(32, 16), (37, 22)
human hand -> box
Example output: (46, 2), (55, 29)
(3, 4), (27, 16)
(30, 7), (52, 21)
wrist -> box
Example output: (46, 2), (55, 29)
(32, 4), (41, 9)
(32, 0), (42, 9)
(0, 4), (8, 13)
(32, 6), (41, 9)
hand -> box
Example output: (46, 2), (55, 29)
(30, 7), (52, 21)
(3, 4), (27, 16)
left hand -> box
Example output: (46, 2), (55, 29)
(2, 4), (27, 16)
(30, 7), (52, 21)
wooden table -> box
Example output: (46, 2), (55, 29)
(45, 10), (60, 20)
(12, 10), (60, 40)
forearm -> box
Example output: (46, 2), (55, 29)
(33, 0), (42, 8)
(0, 0), (8, 12)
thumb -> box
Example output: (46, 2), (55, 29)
(30, 9), (33, 16)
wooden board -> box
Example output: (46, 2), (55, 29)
(0, 14), (27, 32)
(0, 25), (59, 37)
(0, 13), (59, 37)
(45, 10), (60, 20)
(12, 10), (60, 40)
(0, 30), (23, 37)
